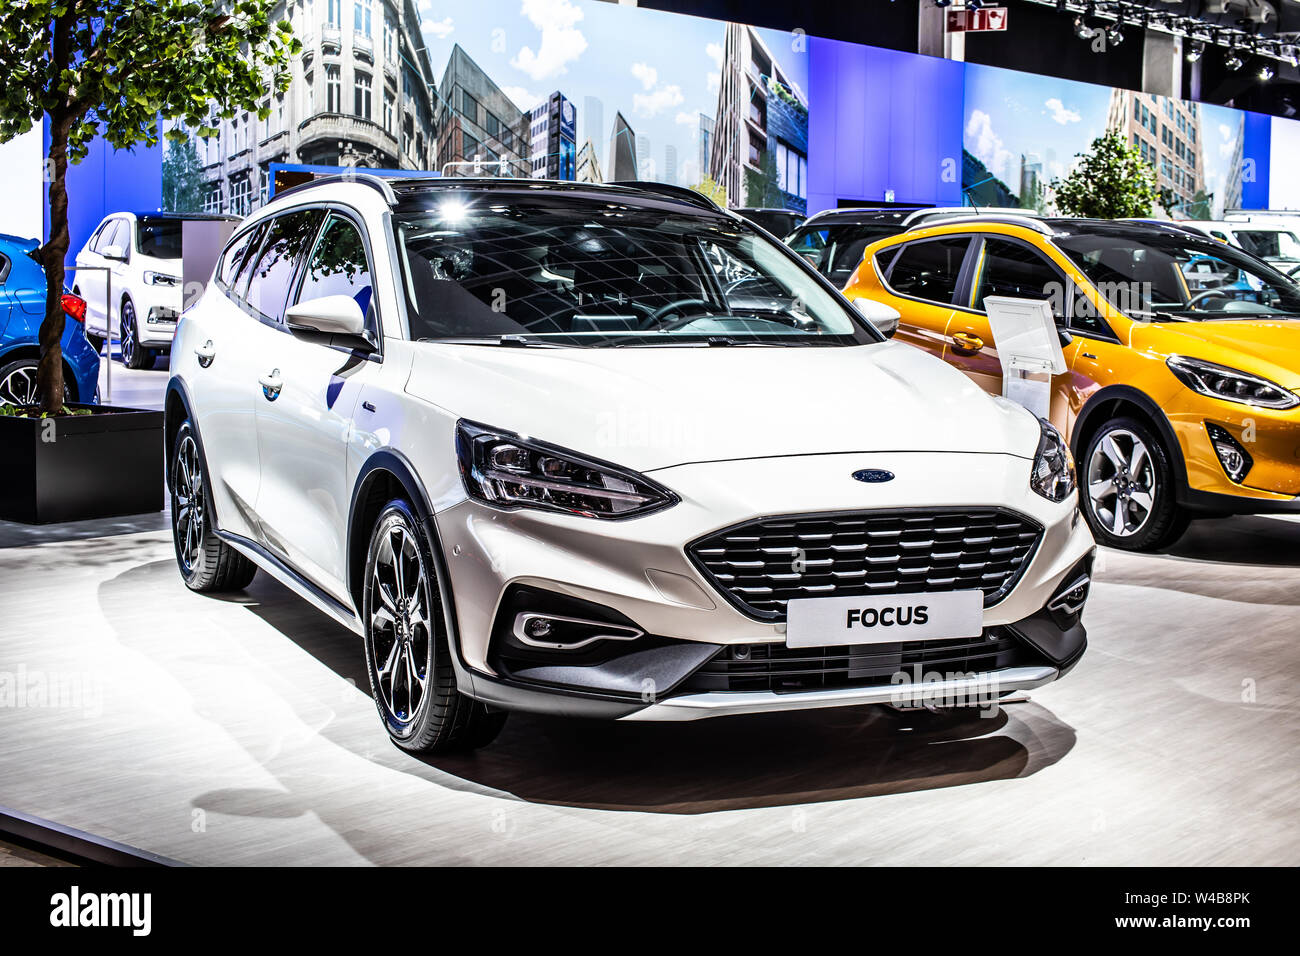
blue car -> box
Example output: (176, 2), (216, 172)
(0, 234), (100, 406)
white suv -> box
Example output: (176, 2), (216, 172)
(74, 212), (231, 368)
(166, 175), (1095, 753)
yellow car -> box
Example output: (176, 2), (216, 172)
(842, 215), (1300, 551)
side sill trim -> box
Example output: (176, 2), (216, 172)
(215, 531), (363, 636)
(621, 665), (1059, 722)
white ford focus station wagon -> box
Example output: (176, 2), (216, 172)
(166, 175), (1094, 753)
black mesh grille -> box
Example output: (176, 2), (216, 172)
(682, 628), (1038, 693)
(687, 508), (1042, 621)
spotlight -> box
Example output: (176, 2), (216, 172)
(933, 0), (953, 7)
(1107, 23), (1125, 46)
(1074, 15), (1093, 39)
(1186, 40), (1205, 63)
(1259, 64), (1275, 81)
(967, 0), (986, 8)
(1225, 51), (1244, 71)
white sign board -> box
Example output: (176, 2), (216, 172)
(985, 295), (1067, 419)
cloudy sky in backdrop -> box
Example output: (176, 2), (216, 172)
(415, 0), (808, 185)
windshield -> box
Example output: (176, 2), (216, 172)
(787, 222), (904, 287)
(392, 196), (877, 347)
(1234, 229), (1300, 262)
(136, 217), (182, 259)
(1053, 230), (1300, 320)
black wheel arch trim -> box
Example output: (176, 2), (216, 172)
(1071, 385), (1189, 497)
(163, 376), (218, 527)
(347, 449), (654, 718)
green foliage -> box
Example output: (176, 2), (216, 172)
(161, 136), (206, 213)
(744, 149), (785, 209)
(0, 0), (298, 411)
(0, 403), (90, 418)
(690, 176), (727, 207)
(0, 1), (298, 161)
(1052, 131), (1159, 219)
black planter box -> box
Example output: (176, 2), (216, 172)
(0, 404), (164, 524)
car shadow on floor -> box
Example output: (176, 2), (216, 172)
(106, 558), (1078, 819)
(415, 701), (1077, 813)
(223, 570), (1078, 814)
(1159, 514), (1300, 566)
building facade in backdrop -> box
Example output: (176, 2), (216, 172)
(608, 111), (639, 181)
(708, 23), (809, 212)
(576, 139), (604, 183)
(1108, 89), (1208, 217)
(434, 44), (530, 177)
(190, 0), (438, 216)
(529, 92), (578, 180)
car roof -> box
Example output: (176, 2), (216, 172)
(270, 173), (731, 219)
(129, 211), (239, 222)
(801, 207), (925, 227)
(0, 233), (39, 253)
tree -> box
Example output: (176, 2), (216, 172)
(0, 1), (298, 413)
(691, 175), (727, 208)
(1052, 130), (1159, 220)
(744, 149), (785, 209)
(162, 135), (206, 214)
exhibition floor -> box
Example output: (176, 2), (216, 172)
(0, 505), (1296, 865)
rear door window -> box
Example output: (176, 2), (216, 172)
(885, 236), (971, 305)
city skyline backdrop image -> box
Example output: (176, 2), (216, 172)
(162, 0), (810, 217)
(962, 61), (1247, 220)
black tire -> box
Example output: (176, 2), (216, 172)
(0, 358), (71, 407)
(362, 499), (506, 754)
(120, 297), (150, 370)
(170, 421), (256, 592)
(1081, 416), (1190, 551)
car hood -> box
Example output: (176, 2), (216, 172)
(404, 340), (1041, 472)
(1131, 317), (1300, 389)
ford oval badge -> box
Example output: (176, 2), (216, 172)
(853, 469), (895, 483)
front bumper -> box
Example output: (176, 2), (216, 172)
(1167, 401), (1300, 507)
(131, 283), (182, 347)
(436, 450), (1095, 719)
(624, 665), (1059, 721)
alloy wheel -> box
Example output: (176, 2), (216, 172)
(172, 434), (205, 575)
(121, 301), (137, 367)
(1088, 428), (1156, 538)
(0, 364), (38, 406)
(368, 522), (433, 730)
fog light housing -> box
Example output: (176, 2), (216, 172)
(1045, 554), (1093, 629)
(511, 612), (644, 651)
(1205, 423), (1252, 483)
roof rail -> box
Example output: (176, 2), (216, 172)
(273, 171), (399, 205)
(607, 180), (722, 212)
(901, 206), (1039, 227)
(906, 213), (1056, 235)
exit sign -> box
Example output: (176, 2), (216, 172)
(947, 6), (1009, 32)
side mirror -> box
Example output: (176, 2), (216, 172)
(285, 295), (366, 336)
(1058, 327), (1073, 347)
(101, 244), (126, 261)
(854, 297), (901, 338)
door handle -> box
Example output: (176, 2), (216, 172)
(194, 340), (215, 368)
(951, 332), (985, 354)
(258, 369), (283, 401)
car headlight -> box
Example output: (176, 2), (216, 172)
(1167, 355), (1299, 410)
(455, 421), (678, 519)
(1031, 419), (1077, 503)
(143, 271), (179, 286)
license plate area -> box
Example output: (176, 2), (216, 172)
(785, 590), (984, 648)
